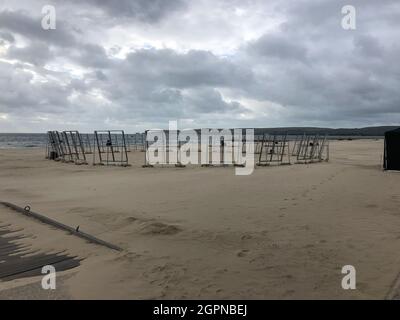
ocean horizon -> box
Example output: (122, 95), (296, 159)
(0, 133), (383, 149)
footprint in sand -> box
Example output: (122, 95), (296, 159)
(236, 249), (250, 257)
(140, 222), (182, 235)
(216, 268), (228, 274)
(241, 234), (252, 241)
(283, 289), (295, 297)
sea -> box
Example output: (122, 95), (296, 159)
(0, 133), (145, 149)
(0, 133), (383, 149)
(0, 133), (48, 149)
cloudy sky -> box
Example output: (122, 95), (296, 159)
(0, 0), (399, 132)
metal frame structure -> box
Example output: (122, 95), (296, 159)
(55, 131), (68, 161)
(254, 140), (263, 155)
(93, 130), (129, 166)
(46, 131), (68, 161)
(62, 131), (87, 164)
(81, 133), (93, 154)
(129, 133), (145, 151)
(1, 202), (122, 251)
(257, 133), (291, 166)
(46, 131), (88, 164)
(292, 134), (329, 163)
(46, 131), (61, 160)
(291, 133), (305, 158)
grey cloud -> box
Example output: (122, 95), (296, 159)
(0, 61), (72, 113)
(0, 0), (399, 131)
(353, 35), (384, 58)
(7, 42), (53, 66)
(0, 10), (77, 47)
(70, 0), (186, 23)
(247, 33), (308, 62)
(84, 48), (253, 121)
(121, 49), (253, 89)
(234, 0), (400, 125)
(0, 9), (114, 69)
(94, 70), (107, 81)
(73, 43), (113, 69)
(0, 31), (15, 43)
(184, 88), (247, 114)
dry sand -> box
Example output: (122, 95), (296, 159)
(1, 139), (400, 299)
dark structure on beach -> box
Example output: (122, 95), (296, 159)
(384, 128), (400, 171)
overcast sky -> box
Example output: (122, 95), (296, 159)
(0, 0), (399, 132)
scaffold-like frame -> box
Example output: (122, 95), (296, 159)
(292, 134), (329, 163)
(257, 133), (291, 166)
(93, 130), (129, 166)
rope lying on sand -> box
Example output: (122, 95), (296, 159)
(0, 201), (122, 252)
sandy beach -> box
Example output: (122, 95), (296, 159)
(1, 139), (400, 299)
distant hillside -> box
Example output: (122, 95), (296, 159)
(252, 126), (400, 136)
(150, 126), (400, 137)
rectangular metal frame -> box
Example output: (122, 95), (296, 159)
(292, 134), (329, 163)
(257, 133), (291, 166)
(62, 131), (87, 164)
(93, 130), (129, 166)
